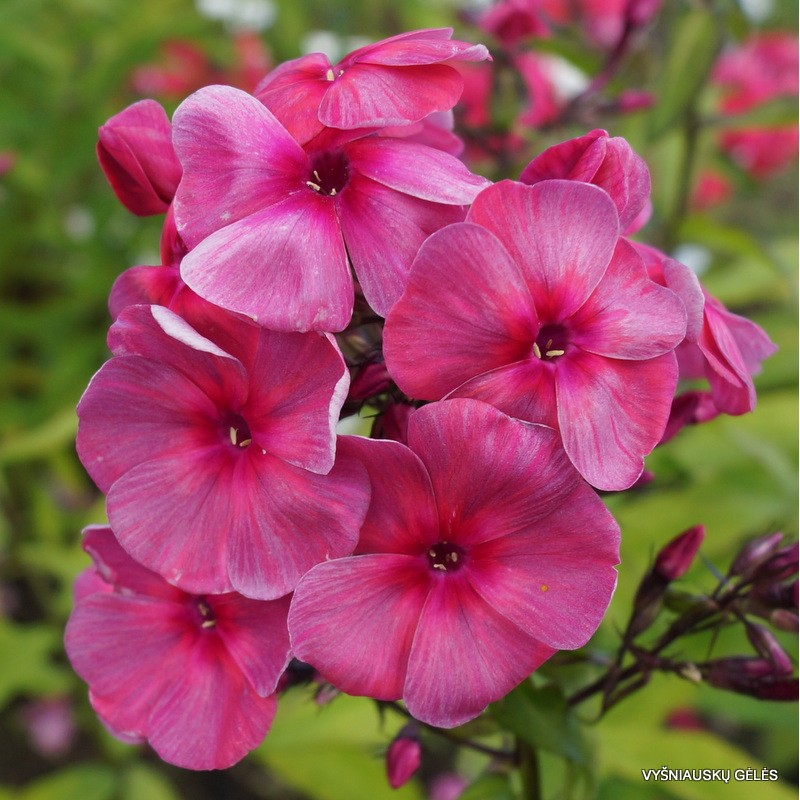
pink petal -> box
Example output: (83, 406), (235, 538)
(350, 31), (489, 67)
(346, 138), (489, 204)
(65, 594), (186, 742)
(76, 358), (221, 493)
(594, 136), (651, 232)
(337, 436), (438, 555)
(556, 351), (679, 490)
(97, 99), (182, 215)
(108, 265), (183, 320)
(320, 63), (465, 128)
(108, 446), (369, 599)
(467, 486), (620, 649)
(569, 238), (687, 360)
(82, 525), (183, 603)
(383, 223), (537, 398)
(147, 634), (277, 769)
(106, 445), (239, 595)
(467, 180), (620, 319)
(407, 399), (577, 547)
(179, 191), (352, 332)
(519, 129), (607, 185)
(209, 592), (292, 697)
(404, 576), (555, 727)
(289, 555), (430, 700)
(448, 359), (558, 429)
(662, 258), (704, 342)
(172, 85), (306, 249)
(338, 174), (463, 318)
(107, 305), (249, 410)
(254, 53), (331, 144)
(241, 329), (348, 474)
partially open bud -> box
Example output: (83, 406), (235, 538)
(386, 725), (422, 789)
(97, 99), (182, 215)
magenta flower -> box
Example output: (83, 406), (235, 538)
(97, 99), (182, 216)
(634, 242), (777, 415)
(520, 129), (651, 233)
(65, 526), (291, 770)
(254, 29), (490, 144)
(76, 304), (370, 599)
(171, 85), (490, 332)
(384, 180), (687, 490)
(288, 399), (620, 728)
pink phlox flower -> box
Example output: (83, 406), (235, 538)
(65, 525), (291, 770)
(97, 99), (182, 216)
(514, 52), (562, 129)
(541, 0), (661, 47)
(712, 34), (799, 178)
(477, 0), (552, 48)
(171, 84), (490, 332)
(253, 29), (490, 145)
(131, 34), (272, 100)
(288, 399), (620, 727)
(384, 180), (687, 490)
(520, 129), (651, 233)
(713, 34), (798, 115)
(76, 304), (370, 599)
(633, 242), (777, 415)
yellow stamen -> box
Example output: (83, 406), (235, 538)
(545, 349), (565, 358)
(202, 619), (216, 629)
(532, 342), (542, 359)
(325, 68), (335, 81)
(238, 438), (252, 448)
(540, 584), (549, 592)
(306, 181), (321, 192)
(229, 427), (237, 445)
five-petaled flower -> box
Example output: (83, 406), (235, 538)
(288, 399), (620, 727)
(76, 304), (370, 599)
(65, 526), (292, 770)
(384, 179), (687, 490)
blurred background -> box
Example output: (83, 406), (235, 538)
(0, 0), (796, 798)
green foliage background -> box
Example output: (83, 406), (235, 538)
(0, 0), (796, 798)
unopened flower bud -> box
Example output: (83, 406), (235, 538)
(706, 657), (798, 700)
(386, 725), (422, 789)
(349, 360), (391, 401)
(96, 100), (182, 215)
(770, 609), (799, 632)
(751, 543), (799, 584)
(729, 532), (784, 580)
(655, 526), (704, 582)
(746, 624), (793, 675)
(372, 402), (414, 444)
(617, 90), (655, 112)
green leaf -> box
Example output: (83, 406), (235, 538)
(19, 765), (115, 800)
(119, 765), (179, 800)
(256, 690), (423, 800)
(458, 772), (516, 800)
(0, 621), (71, 708)
(647, 8), (721, 139)
(493, 683), (591, 767)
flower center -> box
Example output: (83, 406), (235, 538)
(195, 598), (217, 629)
(306, 151), (349, 197)
(533, 323), (569, 360)
(427, 541), (465, 573)
(224, 413), (252, 449)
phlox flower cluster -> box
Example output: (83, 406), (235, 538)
(69, 26), (776, 771)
